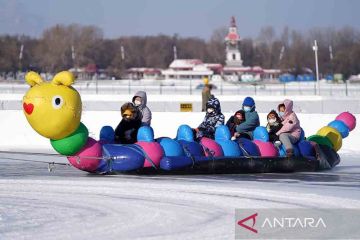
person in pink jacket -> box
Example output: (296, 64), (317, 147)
(276, 99), (301, 157)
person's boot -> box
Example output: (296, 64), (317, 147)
(274, 141), (282, 147)
(286, 149), (294, 158)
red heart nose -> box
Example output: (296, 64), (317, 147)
(23, 102), (34, 115)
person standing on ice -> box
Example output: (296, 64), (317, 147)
(132, 91), (152, 126)
(233, 96), (260, 139)
(276, 99), (302, 157)
(195, 97), (225, 139)
(201, 83), (213, 112)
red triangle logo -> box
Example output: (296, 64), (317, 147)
(237, 213), (258, 233)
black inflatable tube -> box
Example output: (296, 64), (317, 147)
(108, 144), (339, 175)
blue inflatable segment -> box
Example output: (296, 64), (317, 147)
(160, 156), (193, 170)
(215, 126), (242, 157)
(178, 140), (205, 157)
(298, 140), (316, 160)
(236, 138), (260, 156)
(253, 126), (269, 142)
(157, 137), (185, 157)
(278, 144), (300, 157)
(214, 125), (231, 141)
(102, 144), (145, 171)
(218, 141), (242, 157)
(137, 126), (154, 142)
(99, 125), (115, 143)
(299, 128), (305, 141)
(96, 159), (111, 174)
(176, 124), (195, 142)
(328, 120), (349, 138)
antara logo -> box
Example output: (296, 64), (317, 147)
(261, 217), (327, 228)
(237, 213), (327, 234)
(237, 213), (258, 234)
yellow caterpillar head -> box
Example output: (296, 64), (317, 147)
(22, 71), (82, 140)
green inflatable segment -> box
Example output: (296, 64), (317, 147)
(50, 122), (89, 155)
(307, 134), (334, 149)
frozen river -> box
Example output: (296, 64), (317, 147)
(0, 151), (359, 240)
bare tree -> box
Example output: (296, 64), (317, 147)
(1, 23), (360, 78)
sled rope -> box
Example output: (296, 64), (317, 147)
(0, 150), (110, 160)
(0, 156), (72, 172)
(237, 142), (252, 159)
(123, 145), (158, 170)
(182, 145), (196, 167)
(199, 143), (216, 170)
(0, 150), (112, 172)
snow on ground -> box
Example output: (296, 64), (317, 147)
(0, 107), (360, 239)
(0, 152), (359, 240)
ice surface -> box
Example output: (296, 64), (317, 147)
(0, 152), (359, 240)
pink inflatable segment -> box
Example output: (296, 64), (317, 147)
(136, 141), (164, 168)
(200, 137), (224, 157)
(253, 140), (278, 157)
(67, 137), (102, 173)
(335, 112), (356, 131)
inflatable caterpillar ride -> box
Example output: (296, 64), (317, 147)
(22, 71), (356, 174)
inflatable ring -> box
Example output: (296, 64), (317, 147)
(317, 126), (342, 152)
(307, 134), (334, 149)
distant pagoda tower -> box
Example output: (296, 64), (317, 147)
(225, 16), (243, 67)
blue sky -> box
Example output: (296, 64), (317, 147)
(0, 0), (359, 39)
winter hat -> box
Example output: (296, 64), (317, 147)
(206, 97), (221, 113)
(243, 97), (255, 107)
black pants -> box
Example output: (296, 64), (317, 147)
(239, 132), (252, 140)
(269, 133), (279, 142)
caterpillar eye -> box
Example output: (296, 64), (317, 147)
(52, 95), (64, 109)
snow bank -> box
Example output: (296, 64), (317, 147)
(0, 110), (358, 154)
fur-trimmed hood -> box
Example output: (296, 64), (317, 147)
(121, 102), (142, 121)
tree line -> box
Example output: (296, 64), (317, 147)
(0, 24), (359, 78)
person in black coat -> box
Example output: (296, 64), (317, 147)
(114, 102), (142, 144)
(226, 110), (246, 136)
(266, 109), (283, 142)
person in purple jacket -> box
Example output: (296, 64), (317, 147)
(276, 99), (302, 157)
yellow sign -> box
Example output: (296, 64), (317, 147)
(180, 103), (193, 112)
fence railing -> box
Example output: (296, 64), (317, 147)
(0, 79), (358, 96)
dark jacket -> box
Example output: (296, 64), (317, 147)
(197, 97), (225, 139)
(132, 91), (152, 126)
(114, 102), (142, 144)
(236, 106), (260, 133)
(226, 110), (246, 136)
(266, 110), (283, 142)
